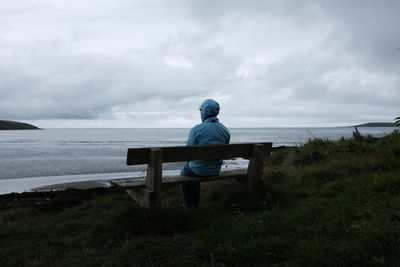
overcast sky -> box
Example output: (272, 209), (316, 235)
(1, 0), (399, 128)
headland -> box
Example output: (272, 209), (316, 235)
(0, 120), (40, 130)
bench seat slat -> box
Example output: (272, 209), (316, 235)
(127, 142), (272, 165)
(111, 169), (247, 189)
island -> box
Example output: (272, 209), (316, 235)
(355, 122), (398, 127)
(0, 120), (40, 130)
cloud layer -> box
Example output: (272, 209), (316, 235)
(1, 0), (399, 127)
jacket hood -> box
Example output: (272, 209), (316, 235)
(200, 99), (220, 122)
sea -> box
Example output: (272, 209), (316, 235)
(0, 127), (397, 194)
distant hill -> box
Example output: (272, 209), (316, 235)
(0, 120), (40, 130)
(355, 122), (398, 127)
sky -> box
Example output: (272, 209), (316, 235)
(0, 0), (399, 128)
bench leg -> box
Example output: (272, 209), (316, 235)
(127, 148), (163, 209)
(127, 189), (157, 209)
(247, 144), (265, 194)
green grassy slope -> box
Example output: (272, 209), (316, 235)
(0, 120), (39, 130)
(355, 122), (397, 127)
(0, 131), (399, 266)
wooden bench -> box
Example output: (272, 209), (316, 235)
(111, 142), (273, 209)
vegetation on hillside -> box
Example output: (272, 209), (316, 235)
(0, 120), (40, 130)
(0, 131), (400, 266)
(355, 122), (397, 127)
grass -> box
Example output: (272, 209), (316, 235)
(1, 130), (400, 266)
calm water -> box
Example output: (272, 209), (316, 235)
(0, 127), (397, 180)
(0, 127), (397, 194)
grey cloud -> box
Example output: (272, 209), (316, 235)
(187, 0), (400, 69)
(0, 0), (399, 126)
(0, 28), (240, 121)
(317, 1), (400, 71)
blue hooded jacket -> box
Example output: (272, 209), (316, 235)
(187, 99), (230, 176)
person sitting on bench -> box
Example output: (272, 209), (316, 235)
(181, 99), (230, 208)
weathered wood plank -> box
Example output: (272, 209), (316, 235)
(112, 178), (145, 187)
(126, 142), (272, 165)
(111, 169), (247, 189)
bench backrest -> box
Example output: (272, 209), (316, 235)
(123, 142), (273, 209)
(126, 142), (273, 165)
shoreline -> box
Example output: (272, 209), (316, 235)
(0, 160), (248, 195)
(1, 128), (397, 195)
(0, 171), (164, 195)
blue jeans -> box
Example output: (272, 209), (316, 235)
(180, 163), (201, 208)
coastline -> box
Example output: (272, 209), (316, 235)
(0, 171), (161, 195)
(1, 127), (398, 194)
(0, 160), (248, 195)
